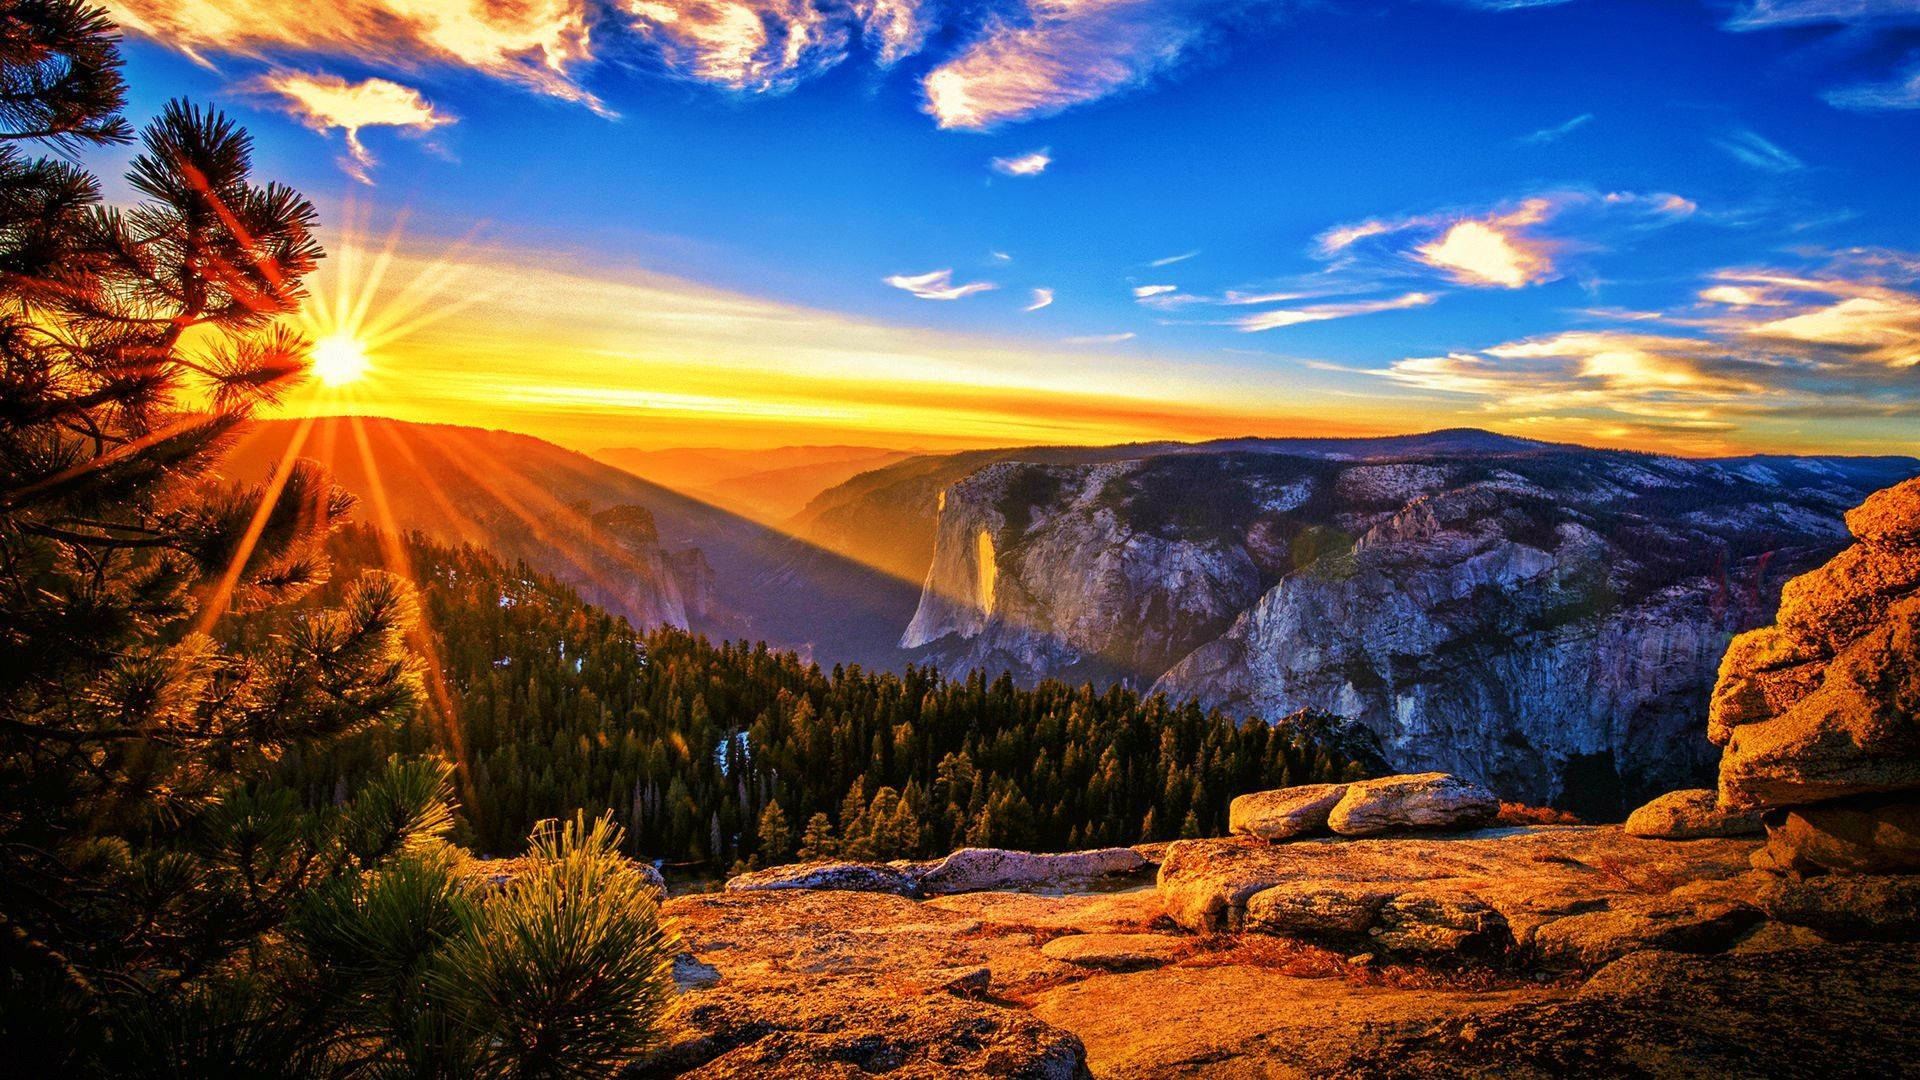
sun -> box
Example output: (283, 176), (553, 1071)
(310, 331), (372, 386)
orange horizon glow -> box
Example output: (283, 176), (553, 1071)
(264, 214), (1914, 462)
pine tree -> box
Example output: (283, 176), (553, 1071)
(756, 799), (792, 863)
(796, 811), (838, 861)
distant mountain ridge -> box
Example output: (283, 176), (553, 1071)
(224, 418), (921, 668)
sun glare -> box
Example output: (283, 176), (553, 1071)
(310, 332), (372, 386)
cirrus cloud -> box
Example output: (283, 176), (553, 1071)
(885, 267), (998, 300)
(990, 147), (1052, 176)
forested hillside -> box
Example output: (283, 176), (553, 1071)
(266, 526), (1383, 871)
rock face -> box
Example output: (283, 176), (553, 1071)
(1229, 783), (1349, 840)
(1623, 788), (1763, 839)
(893, 439), (1916, 809)
(1711, 476), (1920, 874)
(1326, 773), (1499, 836)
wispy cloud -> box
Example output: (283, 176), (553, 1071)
(1132, 284), (1177, 299)
(248, 70), (453, 183)
(107, 0), (602, 107)
(1825, 61), (1920, 110)
(1237, 291), (1436, 332)
(990, 147), (1053, 176)
(884, 267), (998, 300)
(1149, 249), (1200, 267)
(855, 0), (937, 64)
(1025, 287), (1055, 311)
(1723, 0), (1920, 30)
(1716, 128), (1805, 172)
(1066, 331), (1136, 344)
(1519, 112), (1593, 144)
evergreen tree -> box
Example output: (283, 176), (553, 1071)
(756, 799), (792, 863)
(0, 7), (677, 1071)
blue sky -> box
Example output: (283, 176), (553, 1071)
(102, 0), (1920, 454)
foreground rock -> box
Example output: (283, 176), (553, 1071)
(648, 830), (1920, 1078)
(1623, 788), (1763, 839)
(1155, 828), (1760, 953)
(1329, 944), (1920, 1078)
(1712, 476), (1920, 874)
(1326, 773), (1499, 836)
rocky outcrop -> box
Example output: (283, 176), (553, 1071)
(1144, 818), (1758, 945)
(722, 847), (1154, 898)
(894, 442), (1915, 810)
(1327, 773), (1499, 836)
(1712, 476), (1920, 875)
(724, 860), (922, 896)
(1623, 788), (1763, 839)
(914, 846), (1151, 895)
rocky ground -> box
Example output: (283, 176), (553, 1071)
(630, 823), (1919, 1077)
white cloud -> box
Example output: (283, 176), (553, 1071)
(1066, 331), (1135, 344)
(1025, 287), (1055, 311)
(1237, 291), (1436, 332)
(991, 147), (1053, 176)
(885, 268), (998, 300)
(107, 0), (601, 107)
(1132, 284), (1177, 298)
(922, 0), (1223, 130)
(248, 70), (453, 183)
(1149, 249), (1199, 267)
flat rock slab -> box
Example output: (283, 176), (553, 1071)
(1230, 783), (1349, 841)
(1040, 933), (1189, 971)
(1027, 962), (1555, 1080)
(1328, 944), (1920, 1078)
(923, 888), (1168, 934)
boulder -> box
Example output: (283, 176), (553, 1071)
(1758, 872), (1920, 941)
(1245, 880), (1397, 936)
(1758, 797), (1920, 875)
(1623, 789), (1763, 839)
(1529, 896), (1761, 969)
(1708, 627), (1825, 743)
(724, 860), (921, 897)
(1228, 783), (1349, 841)
(1846, 478), (1920, 547)
(1719, 594), (1920, 808)
(913, 846), (1149, 896)
(1326, 773), (1499, 836)
(1039, 932), (1187, 971)
(1368, 888), (1509, 956)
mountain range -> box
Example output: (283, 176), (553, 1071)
(227, 418), (1918, 814)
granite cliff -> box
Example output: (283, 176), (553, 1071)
(895, 440), (1917, 812)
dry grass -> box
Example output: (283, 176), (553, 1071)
(1497, 802), (1583, 826)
